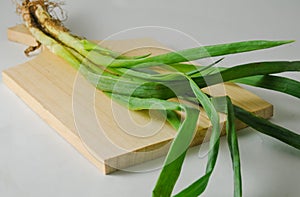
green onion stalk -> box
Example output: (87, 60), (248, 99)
(17, 1), (300, 196)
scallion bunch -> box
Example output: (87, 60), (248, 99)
(17, 1), (300, 196)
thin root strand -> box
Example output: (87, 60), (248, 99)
(24, 41), (41, 56)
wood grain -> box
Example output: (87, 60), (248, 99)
(3, 25), (273, 174)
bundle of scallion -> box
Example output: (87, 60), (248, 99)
(16, 0), (300, 196)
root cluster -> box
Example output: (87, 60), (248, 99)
(16, 0), (68, 55)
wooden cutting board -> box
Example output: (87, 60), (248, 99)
(2, 25), (273, 174)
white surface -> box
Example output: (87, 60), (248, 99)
(1, 0), (300, 196)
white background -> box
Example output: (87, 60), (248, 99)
(1, 0), (300, 196)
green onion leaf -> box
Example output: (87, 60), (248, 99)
(225, 97), (242, 197)
(186, 58), (224, 76)
(173, 172), (211, 197)
(109, 40), (293, 68)
(234, 105), (300, 150)
(234, 75), (300, 99)
(153, 106), (200, 197)
(194, 61), (300, 87)
(107, 93), (181, 111)
(174, 78), (221, 197)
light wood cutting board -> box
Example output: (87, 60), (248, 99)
(2, 25), (273, 174)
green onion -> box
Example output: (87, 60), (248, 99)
(16, 1), (300, 196)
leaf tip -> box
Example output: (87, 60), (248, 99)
(280, 40), (296, 45)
